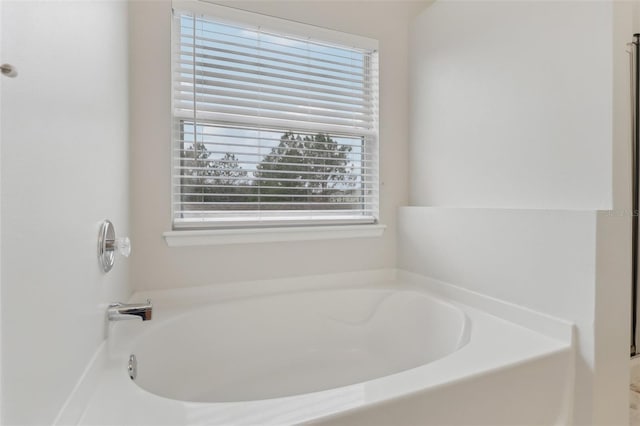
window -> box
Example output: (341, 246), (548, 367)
(172, 2), (379, 230)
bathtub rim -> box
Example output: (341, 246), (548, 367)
(54, 268), (574, 426)
(125, 268), (573, 344)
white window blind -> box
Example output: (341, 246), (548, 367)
(172, 3), (379, 229)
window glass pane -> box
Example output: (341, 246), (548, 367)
(172, 8), (379, 228)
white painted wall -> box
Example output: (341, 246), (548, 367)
(409, 0), (613, 210)
(398, 208), (597, 326)
(396, 208), (627, 425)
(0, 2), (130, 424)
(130, 0), (421, 291)
(0, 1), (4, 421)
(407, 2), (633, 425)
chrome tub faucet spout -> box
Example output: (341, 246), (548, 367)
(108, 299), (152, 321)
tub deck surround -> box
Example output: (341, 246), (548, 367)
(69, 270), (574, 426)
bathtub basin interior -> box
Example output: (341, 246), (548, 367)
(132, 288), (470, 403)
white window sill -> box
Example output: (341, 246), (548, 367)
(163, 224), (386, 247)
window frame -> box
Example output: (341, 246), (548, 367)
(170, 1), (380, 232)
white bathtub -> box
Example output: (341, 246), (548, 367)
(68, 271), (574, 426)
(134, 288), (470, 403)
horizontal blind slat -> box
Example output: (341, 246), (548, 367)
(176, 61), (369, 95)
(175, 87), (370, 115)
(177, 166), (369, 179)
(173, 76), (373, 108)
(173, 175), (378, 184)
(177, 158), (378, 171)
(177, 41), (366, 77)
(183, 48), (367, 85)
(178, 195), (377, 201)
(176, 144), (374, 154)
(176, 147), (378, 162)
(174, 108), (375, 133)
(175, 97), (372, 123)
(175, 112), (378, 136)
(176, 133), (370, 149)
(178, 183), (378, 192)
(174, 70), (373, 100)
(183, 23), (370, 64)
(176, 202), (370, 207)
(177, 161), (377, 172)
